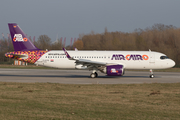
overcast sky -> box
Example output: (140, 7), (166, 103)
(0, 0), (180, 45)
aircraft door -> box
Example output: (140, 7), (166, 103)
(149, 53), (155, 64)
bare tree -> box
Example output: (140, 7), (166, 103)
(36, 35), (51, 50)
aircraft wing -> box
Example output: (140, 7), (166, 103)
(63, 48), (115, 68)
(75, 59), (107, 66)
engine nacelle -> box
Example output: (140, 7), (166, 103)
(103, 65), (124, 76)
(75, 65), (87, 69)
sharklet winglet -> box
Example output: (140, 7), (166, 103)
(63, 48), (74, 60)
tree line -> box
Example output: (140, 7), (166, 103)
(74, 24), (180, 67)
(0, 24), (180, 67)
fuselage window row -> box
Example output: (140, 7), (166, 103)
(46, 56), (107, 59)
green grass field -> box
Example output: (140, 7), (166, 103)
(0, 82), (180, 120)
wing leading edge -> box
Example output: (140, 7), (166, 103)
(63, 48), (107, 66)
(62, 48), (124, 68)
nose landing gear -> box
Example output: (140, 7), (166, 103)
(149, 69), (154, 78)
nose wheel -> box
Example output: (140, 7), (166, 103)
(149, 69), (154, 78)
(90, 72), (98, 78)
(150, 74), (154, 78)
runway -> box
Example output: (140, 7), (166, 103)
(0, 68), (179, 84)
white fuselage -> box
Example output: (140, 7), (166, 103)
(35, 50), (175, 70)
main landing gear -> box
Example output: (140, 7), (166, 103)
(149, 69), (154, 78)
(90, 70), (98, 78)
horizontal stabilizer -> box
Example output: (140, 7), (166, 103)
(5, 53), (28, 59)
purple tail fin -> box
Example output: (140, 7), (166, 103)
(8, 23), (39, 51)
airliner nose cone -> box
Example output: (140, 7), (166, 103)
(172, 60), (176, 67)
(169, 60), (176, 68)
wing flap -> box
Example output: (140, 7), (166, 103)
(76, 59), (107, 66)
(62, 48), (125, 69)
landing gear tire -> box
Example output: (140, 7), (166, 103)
(149, 69), (154, 78)
(149, 74), (154, 78)
(90, 73), (96, 78)
(95, 72), (98, 77)
(90, 72), (98, 78)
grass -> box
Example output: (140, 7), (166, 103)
(0, 82), (180, 120)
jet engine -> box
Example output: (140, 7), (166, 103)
(75, 65), (87, 69)
(102, 65), (124, 76)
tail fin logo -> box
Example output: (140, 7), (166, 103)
(13, 34), (28, 42)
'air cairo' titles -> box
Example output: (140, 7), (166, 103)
(111, 54), (149, 61)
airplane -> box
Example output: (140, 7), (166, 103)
(5, 23), (175, 78)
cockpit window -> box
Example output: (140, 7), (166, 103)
(160, 56), (169, 60)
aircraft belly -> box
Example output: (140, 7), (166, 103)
(57, 60), (75, 68)
(123, 61), (151, 69)
(35, 58), (75, 69)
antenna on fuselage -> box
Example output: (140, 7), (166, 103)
(75, 48), (78, 51)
